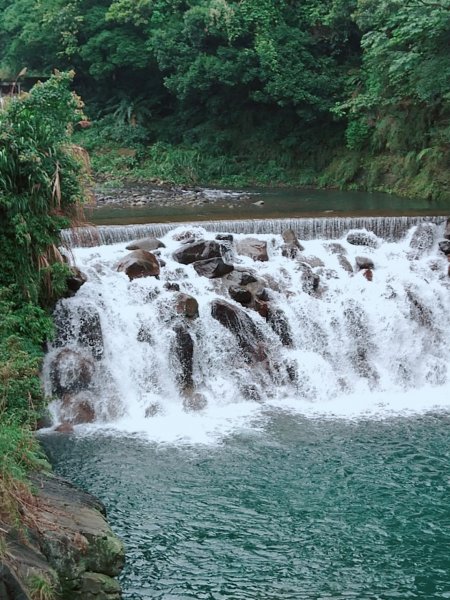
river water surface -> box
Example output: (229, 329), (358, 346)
(42, 411), (450, 600)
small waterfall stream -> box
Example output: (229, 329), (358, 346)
(44, 217), (450, 442)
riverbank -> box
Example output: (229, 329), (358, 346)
(1, 472), (124, 600)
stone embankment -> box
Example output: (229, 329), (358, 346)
(0, 473), (124, 600)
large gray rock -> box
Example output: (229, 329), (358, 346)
(117, 249), (160, 279)
(193, 258), (233, 278)
(50, 349), (95, 396)
(126, 237), (165, 251)
(299, 263), (320, 294)
(173, 240), (224, 264)
(211, 299), (266, 362)
(235, 238), (268, 262)
(66, 267), (87, 297)
(267, 307), (293, 347)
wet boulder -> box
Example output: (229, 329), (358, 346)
(117, 250), (160, 280)
(53, 304), (75, 347)
(267, 307), (293, 346)
(193, 258), (234, 278)
(223, 269), (258, 286)
(235, 238), (268, 262)
(164, 282), (180, 292)
(216, 233), (234, 242)
(126, 237), (165, 251)
(172, 324), (194, 391)
(173, 240), (224, 264)
(229, 286), (253, 306)
(50, 349), (95, 396)
(299, 263), (320, 293)
(409, 223), (435, 258)
(281, 229), (304, 258)
(355, 256), (374, 270)
(438, 240), (450, 255)
(211, 299), (266, 362)
(363, 269), (373, 282)
(66, 267), (87, 297)
(347, 231), (379, 248)
(174, 293), (199, 319)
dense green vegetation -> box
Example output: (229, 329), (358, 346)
(0, 73), (86, 532)
(0, 0), (448, 198)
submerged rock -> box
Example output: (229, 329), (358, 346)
(50, 349), (95, 396)
(267, 307), (293, 346)
(183, 392), (207, 412)
(60, 391), (96, 424)
(78, 306), (104, 360)
(117, 249), (160, 279)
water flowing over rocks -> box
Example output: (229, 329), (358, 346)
(43, 217), (450, 430)
(0, 474), (124, 600)
(439, 240), (450, 255)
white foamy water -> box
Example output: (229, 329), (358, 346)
(43, 220), (450, 443)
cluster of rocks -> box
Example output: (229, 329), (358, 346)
(0, 473), (124, 600)
(49, 219), (450, 425)
(95, 184), (253, 209)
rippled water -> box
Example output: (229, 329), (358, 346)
(42, 410), (450, 599)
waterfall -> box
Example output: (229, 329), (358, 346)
(44, 218), (450, 440)
(61, 216), (447, 248)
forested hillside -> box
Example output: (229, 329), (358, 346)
(0, 0), (449, 198)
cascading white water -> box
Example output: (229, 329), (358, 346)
(44, 219), (450, 442)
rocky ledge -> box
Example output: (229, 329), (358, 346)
(0, 473), (124, 600)
(95, 183), (254, 209)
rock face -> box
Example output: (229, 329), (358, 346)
(211, 299), (266, 362)
(347, 231), (379, 248)
(0, 473), (124, 600)
(235, 238), (268, 262)
(117, 249), (160, 279)
(173, 240), (224, 264)
(193, 258), (233, 278)
(126, 236), (165, 251)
